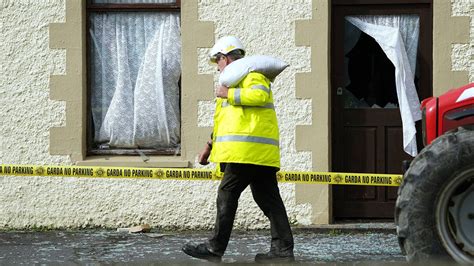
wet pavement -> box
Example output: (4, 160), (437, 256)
(0, 227), (409, 265)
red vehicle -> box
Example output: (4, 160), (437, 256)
(395, 83), (474, 264)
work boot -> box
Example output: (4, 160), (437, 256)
(255, 251), (295, 263)
(182, 243), (222, 263)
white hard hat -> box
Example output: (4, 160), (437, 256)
(209, 36), (245, 63)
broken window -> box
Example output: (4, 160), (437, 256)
(342, 15), (422, 156)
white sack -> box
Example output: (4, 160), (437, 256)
(219, 55), (289, 87)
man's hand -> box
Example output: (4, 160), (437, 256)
(198, 142), (212, 165)
(216, 85), (229, 98)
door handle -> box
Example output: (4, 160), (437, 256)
(337, 87), (343, 96)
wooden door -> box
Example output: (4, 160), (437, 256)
(331, 1), (432, 219)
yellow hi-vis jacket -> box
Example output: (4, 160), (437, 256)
(209, 72), (280, 169)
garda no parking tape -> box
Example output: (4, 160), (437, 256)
(279, 171), (402, 186)
(0, 165), (215, 181)
(0, 164), (403, 187)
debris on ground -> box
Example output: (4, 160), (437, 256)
(117, 224), (151, 233)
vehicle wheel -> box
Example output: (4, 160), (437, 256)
(395, 126), (474, 263)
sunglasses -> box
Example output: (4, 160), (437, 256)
(211, 54), (226, 63)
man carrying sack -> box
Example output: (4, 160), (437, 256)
(182, 36), (294, 263)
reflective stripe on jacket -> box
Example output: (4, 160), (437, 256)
(209, 72), (280, 168)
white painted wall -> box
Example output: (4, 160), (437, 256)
(0, 0), (313, 230)
(0, 0), (473, 229)
(452, 0), (474, 82)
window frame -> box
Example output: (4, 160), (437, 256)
(86, 0), (180, 11)
(86, 0), (181, 156)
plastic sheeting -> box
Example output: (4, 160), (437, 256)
(346, 15), (421, 156)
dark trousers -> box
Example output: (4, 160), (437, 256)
(207, 163), (294, 256)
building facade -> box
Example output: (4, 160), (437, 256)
(0, 0), (472, 229)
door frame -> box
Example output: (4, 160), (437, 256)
(330, 0), (433, 219)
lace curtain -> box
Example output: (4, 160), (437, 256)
(89, 11), (181, 149)
(346, 15), (421, 156)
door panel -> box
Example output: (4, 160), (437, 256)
(335, 109), (403, 218)
(343, 127), (377, 173)
(342, 126), (378, 202)
(385, 127), (410, 201)
(331, 2), (432, 219)
(386, 127), (409, 173)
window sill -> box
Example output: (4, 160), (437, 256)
(77, 156), (191, 168)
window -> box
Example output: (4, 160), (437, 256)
(87, 0), (181, 156)
(342, 15), (420, 109)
